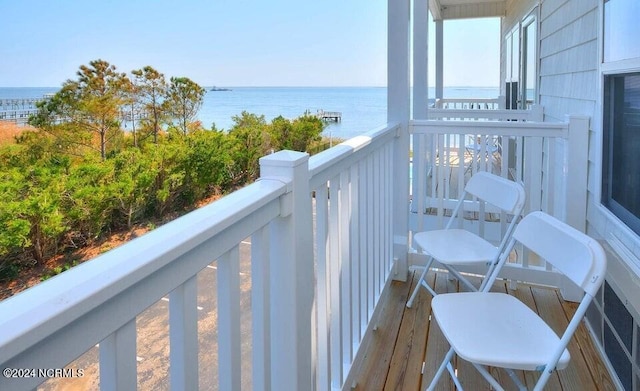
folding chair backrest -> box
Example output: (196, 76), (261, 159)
(512, 211), (606, 297)
(465, 171), (526, 215)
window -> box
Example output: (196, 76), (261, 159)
(603, 0), (640, 62)
(602, 73), (640, 235)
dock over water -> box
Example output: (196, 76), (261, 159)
(317, 110), (341, 122)
(0, 97), (48, 124)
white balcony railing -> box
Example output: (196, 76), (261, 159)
(434, 97), (503, 110)
(0, 108), (590, 389)
(0, 123), (401, 391)
(410, 106), (590, 298)
(309, 123), (398, 390)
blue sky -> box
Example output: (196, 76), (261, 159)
(0, 1), (499, 88)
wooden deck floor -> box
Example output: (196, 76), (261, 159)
(348, 270), (617, 391)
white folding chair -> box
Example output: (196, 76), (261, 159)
(426, 211), (607, 391)
(407, 171), (526, 307)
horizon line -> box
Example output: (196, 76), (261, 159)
(0, 85), (501, 89)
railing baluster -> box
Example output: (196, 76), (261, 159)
(251, 227), (271, 391)
(315, 184), (330, 391)
(366, 154), (375, 319)
(329, 174), (343, 387)
(374, 151), (382, 298)
(456, 133), (465, 229)
(436, 134), (446, 227)
(527, 137), (544, 214)
(169, 276), (198, 391)
(100, 319), (137, 391)
(415, 133), (426, 232)
(349, 164), (361, 347)
(339, 170), (352, 366)
(358, 159), (368, 336)
(218, 246), (241, 391)
(384, 143), (392, 275)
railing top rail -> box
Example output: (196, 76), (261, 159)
(309, 122), (399, 188)
(428, 108), (535, 121)
(410, 119), (568, 138)
(0, 178), (288, 363)
(435, 98), (501, 103)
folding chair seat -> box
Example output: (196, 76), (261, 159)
(426, 211), (607, 391)
(407, 171), (525, 307)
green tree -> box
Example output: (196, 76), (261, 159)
(227, 112), (269, 185)
(268, 114), (324, 152)
(289, 115), (324, 151)
(0, 164), (67, 264)
(110, 149), (156, 228)
(29, 59), (130, 160)
(180, 130), (232, 202)
(166, 77), (205, 136)
(64, 160), (116, 245)
(132, 66), (168, 144)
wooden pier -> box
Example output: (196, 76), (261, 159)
(317, 109), (342, 122)
(0, 97), (49, 124)
(0, 110), (39, 124)
(0, 98), (46, 111)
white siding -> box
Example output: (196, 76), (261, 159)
(500, 2), (640, 388)
(501, 0), (640, 275)
(538, 1), (598, 121)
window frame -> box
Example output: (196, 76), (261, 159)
(601, 72), (640, 235)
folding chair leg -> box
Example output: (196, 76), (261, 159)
(407, 257), (435, 308)
(471, 363), (505, 391)
(426, 348), (456, 391)
(504, 368), (526, 390)
(533, 368), (554, 391)
(444, 265), (478, 293)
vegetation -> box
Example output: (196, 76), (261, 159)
(0, 59), (326, 283)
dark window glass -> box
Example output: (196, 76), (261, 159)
(604, 282), (633, 351)
(605, 324), (632, 390)
(602, 73), (640, 235)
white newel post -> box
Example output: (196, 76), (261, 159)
(564, 115), (590, 232)
(259, 151), (314, 391)
(560, 115), (590, 302)
(388, 0), (411, 281)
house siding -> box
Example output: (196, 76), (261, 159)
(501, 0), (640, 388)
(538, 1), (598, 121)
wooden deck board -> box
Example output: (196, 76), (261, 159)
(350, 278), (412, 391)
(351, 270), (615, 390)
(384, 273), (433, 391)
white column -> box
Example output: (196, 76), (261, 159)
(412, 0), (429, 222)
(560, 115), (590, 302)
(259, 150), (313, 391)
(564, 115), (590, 232)
(388, 0), (411, 282)
(413, 0), (429, 120)
(435, 20), (444, 101)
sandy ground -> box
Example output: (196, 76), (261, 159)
(0, 121), (30, 145)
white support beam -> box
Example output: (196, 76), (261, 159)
(429, 0), (442, 20)
(388, 0), (411, 282)
(413, 0), (429, 120)
(435, 20), (444, 100)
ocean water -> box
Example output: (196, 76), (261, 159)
(0, 86), (499, 140)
